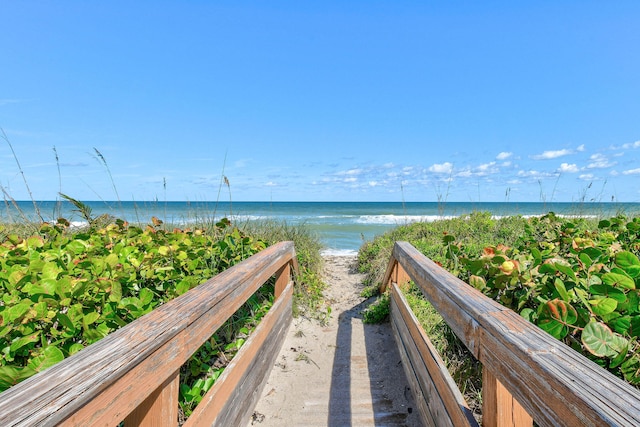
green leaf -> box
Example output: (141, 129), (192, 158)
(582, 322), (619, 357)
(0, 365), (37, 392)
(41, 262), (61, 280)
(588, 284), (627, 303)
(621, 356), (640, 384)
(611, 315), (631, 335)
(579, 247), (603, 266)
(27, 345), (65, 372)
(589, 297), (618, 316)
(139, 288), (154, 306)
(602, 271), (635, 290)
(5, 302), (31, 323)
(10, 332), (41, 354)
(609, 342), (629, 369)
(83, 311), (101, 327)
(554, 278), (570, 302)
(630, 316), (640, 337)
(520, 308), (534, 322)
(68, 343), (85, 355)
(105, 253), (119, 268)
(109, 281), (122, 302)
(468, 275), (486, 291)
(56, 312), (76, 332)
(616, 251), (640, 277)
(538, 299), (578, 339)
(555, 263), (577, 282)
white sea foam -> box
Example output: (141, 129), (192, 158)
(355, 214), (456, 225)
(321, 248), (358, 257)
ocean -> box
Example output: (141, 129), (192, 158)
(3, 201), (639, 255)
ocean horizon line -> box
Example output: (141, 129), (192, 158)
(7, 200), (639, 204)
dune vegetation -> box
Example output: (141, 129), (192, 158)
(358, 211), (640, 417)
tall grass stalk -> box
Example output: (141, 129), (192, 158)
(92, 147), (123, 215)
(1, 128), (42, 222)
(213, 151), (228, 220)
(52, 146), (68, 220)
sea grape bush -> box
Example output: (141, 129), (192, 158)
(0, 216), (268, 395)
(442, 213), (640, 386)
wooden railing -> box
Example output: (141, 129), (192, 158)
(0, 241), (298, 427)
(382, 241), (640, 427)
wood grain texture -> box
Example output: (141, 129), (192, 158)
(385, 241), (640, 427)
(185, 280), (293, 426)
(482, 368), (532, 427)
(123, 371), (180, 427)
(0, 241), (298, 427)
(390, 283), (478, 427)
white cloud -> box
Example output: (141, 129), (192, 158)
(496, 152), (512, 160)
(531, 148), (573, 160)
(622, 168), (640, 175)
(576, 144), (585, 152)
(457, 168), (473, 177)
(622, 141), (640, 149)
(428, 162), (453, 174)
(579, 173), (594, 180)
(339, 168), (363, 176)
(517, 169), (556, 179)
(587, 153), (616, 169)
(477, 162), (497, 173)
(558, 163), (579, 173)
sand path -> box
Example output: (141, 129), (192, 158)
(248, 255), (421, 426)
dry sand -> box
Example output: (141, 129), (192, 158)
(249, 255), (422, 426)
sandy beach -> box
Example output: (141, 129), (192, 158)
(249, 255), (421, 426)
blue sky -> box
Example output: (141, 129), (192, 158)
(1, 1), (639, 203)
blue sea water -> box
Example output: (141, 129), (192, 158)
(3, 201), (639, 255)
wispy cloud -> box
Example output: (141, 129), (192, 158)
(623, 141), (640, 149)
(0, 99), (25, 106)
(587, 153), (616, 169)
(622, 168), (640, 175)
(496, 152), (512, 160)
(517, 169), (557, 179)
(531, 144), (585, 160)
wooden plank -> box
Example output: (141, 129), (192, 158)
(392, 242), (505, 359)
(390, 306), (436, 427)
(391, 284), (478, 427)
(123, 371), (180, 427)
(382, 259), (411, 293)
(386, 242), (640, 427)
(275, 263), (291, 298)
(482, 368), (532, 427)
(0, 242), (297, 427)
(477, 310), (640, 427)
(185, 280), (293, 426)
(390, 293), (441, 427)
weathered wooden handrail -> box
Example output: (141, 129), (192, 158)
(382, 241), (640, 427)
(0, 241), (298, 426)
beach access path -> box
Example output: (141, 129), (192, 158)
(248, 255), (422, 426)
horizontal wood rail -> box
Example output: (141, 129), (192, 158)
(0, 241), (298, 427)
(382, 241), (640, 427)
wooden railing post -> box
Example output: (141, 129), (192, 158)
(124, 370), (180, 426)
(482, 368), (532, 427)
(275, 262), (291, 298)
(381, 258), (411, 293)
(393, 261), (411, 288)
